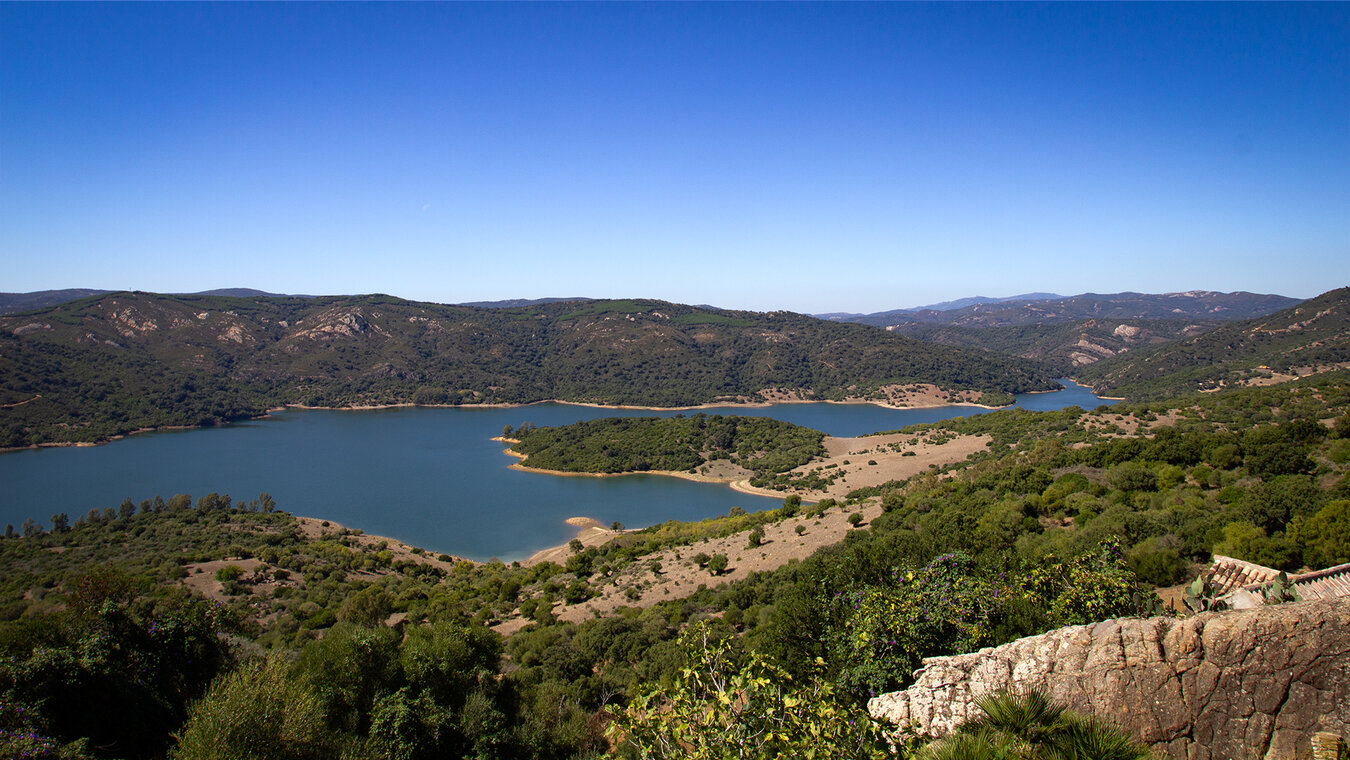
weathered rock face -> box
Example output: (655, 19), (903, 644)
(868, 598), (1350, 760)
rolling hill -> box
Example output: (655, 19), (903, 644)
(1075, 287), (1350, 399)
(0, 292), (1057, 447)
(884, 318), (1220, 375)
(0, 289), (113, 315)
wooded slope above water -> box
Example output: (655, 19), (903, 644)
(0, 293), (1056, 446)
(507, 414), (826, 487)
(1077, 287), (1350, 399)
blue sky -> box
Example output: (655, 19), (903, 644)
(3, 3), (1347, 314)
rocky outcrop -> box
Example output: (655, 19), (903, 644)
(868, 598), (1350, 760)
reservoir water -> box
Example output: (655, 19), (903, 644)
(0, 380), (1110, 561)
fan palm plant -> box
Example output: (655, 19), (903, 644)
(920, 689), (1151, 760)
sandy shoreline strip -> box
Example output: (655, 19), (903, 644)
(522, 516), (627, 566)
(501, 428), (994, 503)
(3, 388), (1017, 453)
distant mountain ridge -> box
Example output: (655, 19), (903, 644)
(1075, 287), (1350, 399)
(0, 288), (309, 315)
(816, 292), (1063, 321)
(0, 292), (1056, 447)
(830, 291), (1299, 329)
(457, 297), (590, 309)
(0, 289), (113, 315)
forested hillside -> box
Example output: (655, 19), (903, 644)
(885, 318), (1216, 375)
(0, 293), (1055, 448)
(1076, 287), (1350, 399)
(3, 373), (1347, 758)
(817, 291), (1304, 380)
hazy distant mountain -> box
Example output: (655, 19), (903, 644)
(0, 289), (112, 315)
(835, 291), (1299, 329)
(0, 288), (312, 315)
(193, 288), (313, 299)
(815, 293), (1063, 322)
(458, 297), (589, 309)
(910, 292), (1065, 313)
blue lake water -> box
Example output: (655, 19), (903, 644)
(0, 379), (1110, 561)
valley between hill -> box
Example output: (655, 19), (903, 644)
(4, 288), (1350, 760)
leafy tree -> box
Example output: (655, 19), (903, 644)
(564, 580), (589, 604)
(1237, 475), (1325, 534)
(337, 585), (395, 627)
(0, 573), (230, 760)
(1295, 499), (1350, 568)
(365, 686), (453, 760)
(608, 621), (888, 759)
(1023, 540), (1145, 628)
(1107, 463), (1156, 493)
(837, 553), (1002, 698)
(295, 623), (402, 735)
(215, 564), (244, 583)
(747, 526), (764, 548)
(399, 622), (501, 710)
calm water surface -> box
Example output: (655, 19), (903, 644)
(0, 379), (1109, 561)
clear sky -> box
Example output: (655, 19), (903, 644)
(3, 2), (1347, 314)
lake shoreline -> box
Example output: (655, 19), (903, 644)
(521, 516), (632, 567)
(3, 381), (1109, 561)
(2, 393), (1013, 453)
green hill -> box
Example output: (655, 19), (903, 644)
(1075, 287), (1350, 400)
(0, 292), (1057, 447)
(508, 414), (825, 488)
(886, 318), (1218, 376)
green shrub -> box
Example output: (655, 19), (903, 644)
(1297, 500), (1350, 568)
(708, 554), (729, 576)
(214, 565), (244, 583)
(172, 655), (333, 760)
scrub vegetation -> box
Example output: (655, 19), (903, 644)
(3, 371), (1348, 758)
(3, 289), (1349, 758)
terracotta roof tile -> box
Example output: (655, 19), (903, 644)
(1207, 557), (1350, 605)
(1208, 555), (1282, 595)
(1291, 562), (1350, 601)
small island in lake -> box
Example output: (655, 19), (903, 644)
(504, 413), (996, 500)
